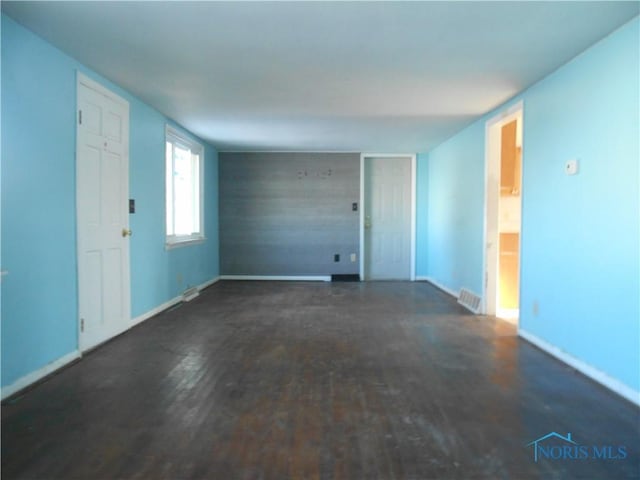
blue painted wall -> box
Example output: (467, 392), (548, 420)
(421, 123), (485, 295)
(519, 17), (639, 392)
(1, 14), (219, 388)
(415, 153), (429, 277)
(419, 17), (639, 392)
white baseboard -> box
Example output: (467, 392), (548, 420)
(1, 350), (81, 401)
(131, 275), (220, 327)
(519, 329), (640, 407)
(198, 276), (220, 290)
(130, 295), (182, 328)
(220, 275), (331, 282)
(2, 275), (221, 401)
(419, 276), (460, 299)
(417, 277), (484, 315)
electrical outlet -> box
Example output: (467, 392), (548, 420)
(350, 253), (356, 262)
(177, 273), (183, 285)
(334, 254), (340, 262)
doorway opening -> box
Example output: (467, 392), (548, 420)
(484, 103), (523, 324)
(359, 154), (416, 281)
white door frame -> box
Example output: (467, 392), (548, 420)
(482, 101), (523, 316)
(359, 153), (416, 281)
(76, 72), (131, 351)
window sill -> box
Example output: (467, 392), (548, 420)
(165, 237), (206, 250)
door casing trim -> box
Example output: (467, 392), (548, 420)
(359, 153), (416, 281)
(482, 100), (524, 316)
(76, 71), (131, 352)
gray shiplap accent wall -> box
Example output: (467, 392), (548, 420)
(219, 152), (360, 276)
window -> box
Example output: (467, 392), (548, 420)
(165, 126), (204, 248)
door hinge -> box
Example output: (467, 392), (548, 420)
(78, 110), (82, 125)
(81, 318), (85, 332)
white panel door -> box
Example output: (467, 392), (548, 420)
(364, 157), (411, 279)
(77, 75), (130, 352)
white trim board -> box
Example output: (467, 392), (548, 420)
(410, 156), (417, 281)
(419, 276), (459, 299)
(482, 101), (524, 316)
(418, 277), (484, 315)
(199, 276), (220, 290)
(1, 350), (81, 401)
(77, 72), (128, 106)
(220, 275), (331, 282)
(519, 329), (640, 407)
(130, 295), (182, 329)
(359, 158), (365, 280)
(1, 275), (221, 402)
(131, 275), (220, 328)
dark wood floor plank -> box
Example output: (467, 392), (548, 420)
(2, 281), (639, 479)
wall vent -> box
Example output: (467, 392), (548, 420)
(458, 288), (481, 313)
(331, 274), (360, 282)
(182, 286), (200, 302)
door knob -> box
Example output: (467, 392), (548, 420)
(122, 228), (132, 237)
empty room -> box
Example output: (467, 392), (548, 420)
(1, 2), (639, 479)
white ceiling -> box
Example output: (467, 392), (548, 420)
(3, 1), (638, 152)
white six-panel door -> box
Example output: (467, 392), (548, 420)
(76, 74), (130, 352)
(364, 156), (412, 280)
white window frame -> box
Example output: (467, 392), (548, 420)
(165, 125), (205, 249)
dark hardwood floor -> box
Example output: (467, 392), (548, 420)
(2, 281), (639, 479)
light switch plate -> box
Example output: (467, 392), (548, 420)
(565, 159), (579, 175)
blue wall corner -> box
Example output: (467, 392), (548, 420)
(1, 14), (80, 385)
(421, 121), (485, 295)
(418, 16), (639, 393)
(415, 153), (429, 277)
(519, 17), (639, 392)
(128, 112), (220, 317)
(1, 14), (220, 388)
